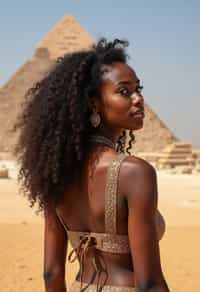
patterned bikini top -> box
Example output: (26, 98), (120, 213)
(55, 153), (129, 291)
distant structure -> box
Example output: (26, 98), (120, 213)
(0, 15), (177, 155)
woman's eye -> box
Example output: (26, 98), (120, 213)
(136, 86), (144, 94)
(118, 85), (143, 97)
(118, 88), (130, 96)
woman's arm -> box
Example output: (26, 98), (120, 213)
(43, 203), (68, 292)
(122, 157), (169, 292)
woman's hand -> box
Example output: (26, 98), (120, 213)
(43, 203), (68, 292)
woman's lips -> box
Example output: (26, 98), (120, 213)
(130, 110), (145, 119)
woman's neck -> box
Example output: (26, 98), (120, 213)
(91, 124), (122, 144)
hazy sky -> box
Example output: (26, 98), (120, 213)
(0, 0), (200, 146)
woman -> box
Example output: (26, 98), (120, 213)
(13, 38), (169, 291)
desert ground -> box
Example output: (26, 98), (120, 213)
(0, 170), (200, 292)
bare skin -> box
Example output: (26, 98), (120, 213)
(43, 62), (169, 291)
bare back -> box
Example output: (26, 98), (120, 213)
(56, 151), (135, 287)
(52, 150), (166, 289)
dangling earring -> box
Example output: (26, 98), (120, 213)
(90, 109), (101, 128)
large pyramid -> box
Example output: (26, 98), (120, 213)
(0, 15), (176, 155)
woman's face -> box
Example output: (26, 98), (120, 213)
(96, 62), (145, 132)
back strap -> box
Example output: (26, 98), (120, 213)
(68, 230), (130, 254)
(105, 154), (127, 234)
(55, 208), (69, 232)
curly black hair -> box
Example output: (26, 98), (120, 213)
(12, 38), (135, 212)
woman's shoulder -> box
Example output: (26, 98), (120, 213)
(120, 154), (157, 200)
(121, 154), (156, 177)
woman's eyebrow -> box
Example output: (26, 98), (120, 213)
(116, 79), (140, 86)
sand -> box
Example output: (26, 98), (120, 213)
(0, 172), (200, 292)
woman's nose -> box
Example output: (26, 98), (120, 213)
(131, 92), (144, 106)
